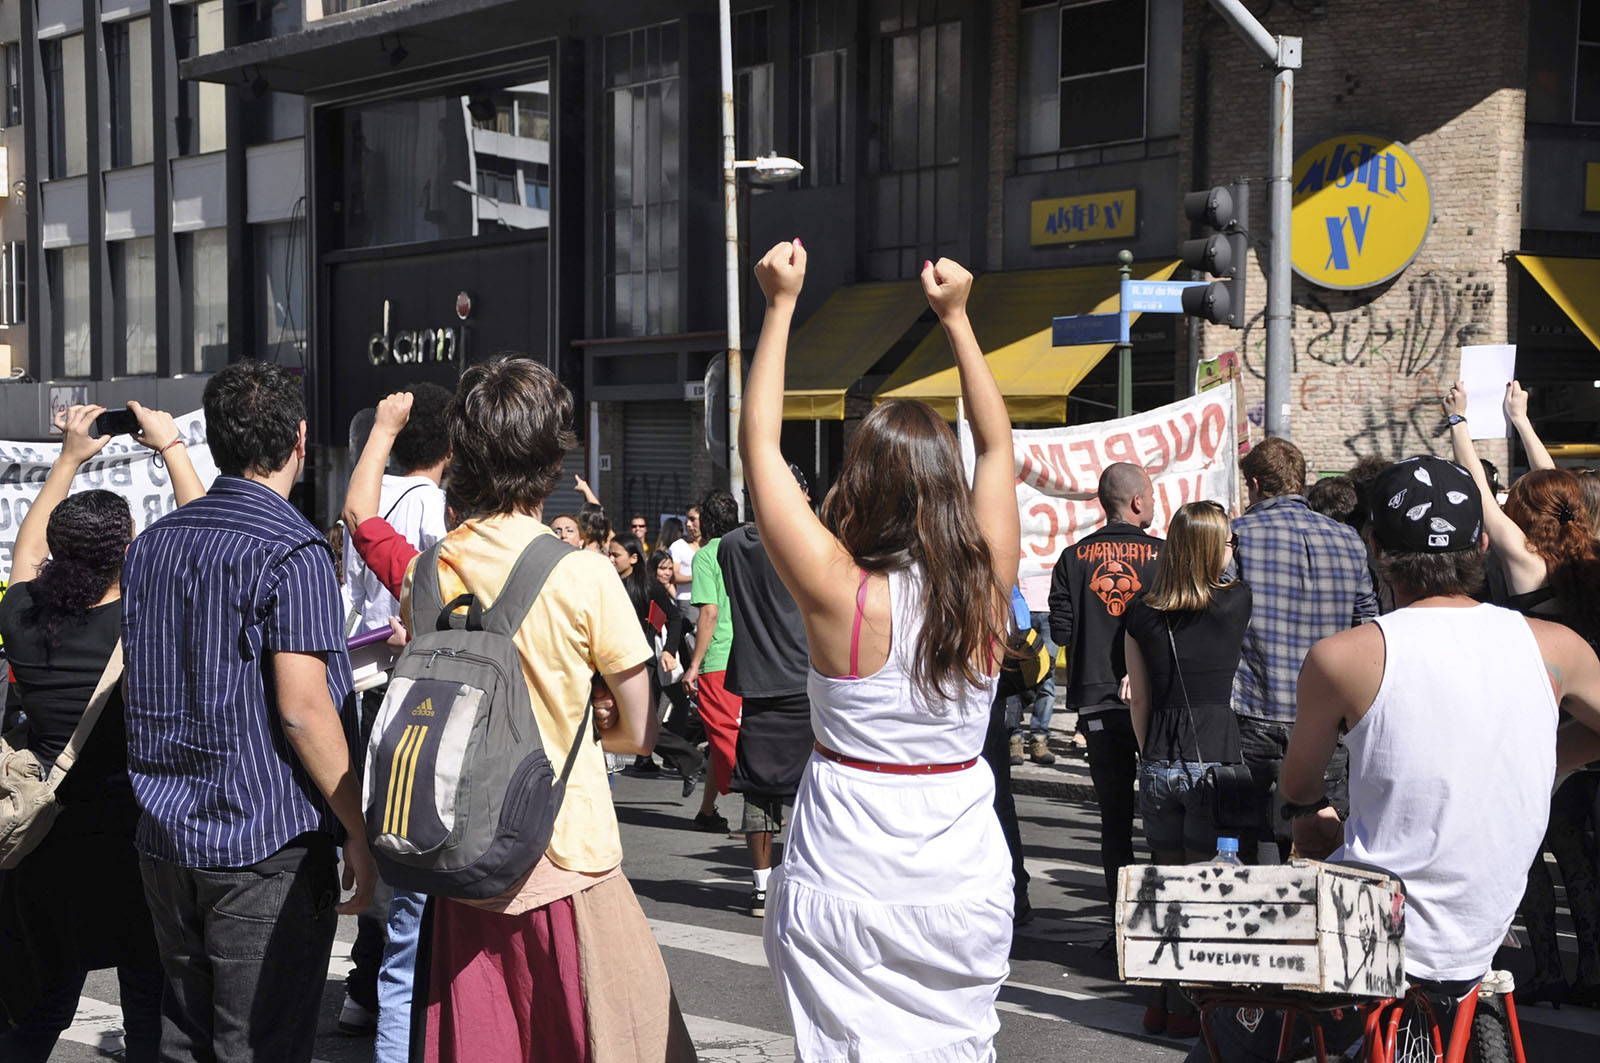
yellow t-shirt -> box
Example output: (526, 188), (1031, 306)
(400, 513), (651, 874)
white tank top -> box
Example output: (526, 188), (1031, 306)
(1337, 604), (1558, 981)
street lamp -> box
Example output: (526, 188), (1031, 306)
(721, 0), (803, 514)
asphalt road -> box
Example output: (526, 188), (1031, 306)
(47, 767), (1600, 1061)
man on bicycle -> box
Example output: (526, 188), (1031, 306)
(1193, 456), (1600, 1061)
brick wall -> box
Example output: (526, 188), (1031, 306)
(1181, 0), (1525, 477)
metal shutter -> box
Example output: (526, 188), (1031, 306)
(621, 401), (695, 534)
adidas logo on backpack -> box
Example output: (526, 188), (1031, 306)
(362, 535), (591, 900)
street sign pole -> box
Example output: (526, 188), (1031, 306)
(1115, 250), (1133, 418)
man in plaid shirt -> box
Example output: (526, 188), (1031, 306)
(1230, 438), (1378, 863)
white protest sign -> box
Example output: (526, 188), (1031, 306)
(1458, 344), (1516, 440)
(963, 384), (1239, 607)
(0, 410), (218, 584)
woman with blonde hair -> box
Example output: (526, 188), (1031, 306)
(1123, 499), (1252, 1037)
(742, 239), (1019, 1061)
(1124, 500), (1253, 865)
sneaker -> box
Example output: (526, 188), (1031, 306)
(1028, 734), (1056, 765)
(749, 888), (767, 917)
(338, 994), (377, 1036)
(632, 756), (661, 773)
(693, 810), (729, 832)
(1008, 732), (1024, 766)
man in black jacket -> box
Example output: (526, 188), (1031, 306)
(1048, 462), (1162, 917)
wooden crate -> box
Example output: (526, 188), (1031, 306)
(1116, 860), (1405, 996)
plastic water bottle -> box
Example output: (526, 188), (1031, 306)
(1213, 836), (1243, 866)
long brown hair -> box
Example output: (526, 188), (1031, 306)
(1504, 468), (1600, 642)
(1144, 500), (1233, 612)
(820, 399), (1010, 705)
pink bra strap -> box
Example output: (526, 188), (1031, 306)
(849, 569), (869, 679)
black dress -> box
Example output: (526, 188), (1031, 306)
(0, 585), (161, 1024)
(1124, 583), (1253, 764)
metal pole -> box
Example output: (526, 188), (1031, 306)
(1206, 0), (1299, 441)
(1115, 249), (1133, 418)
(719, 0), (744, 510)
(1265, 64), (1294, 439)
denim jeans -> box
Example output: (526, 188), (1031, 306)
(1138, 759), (1223, 858)
(1021, 611), (1057, 737)
(1237, 716), (1349, 865)
(375, 888), (427, 1062)
(139, 839), (338, 1063)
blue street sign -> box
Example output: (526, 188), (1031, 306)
(1052, 312), (1126, 347)
(1120, 278), (1208, 313)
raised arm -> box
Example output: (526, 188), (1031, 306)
(573, 475), (600, 507)
(131, 402), (206, 506)
(1504, 381), (1555, 472)
(742, 239), (851, 607)
(923, 260), (1020, 588)
(343, 392), (412, 529)
(1444, 382), (1543, 585)
(11, 405), (111, 583)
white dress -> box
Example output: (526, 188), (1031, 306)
(763, 566), (1012, 1062)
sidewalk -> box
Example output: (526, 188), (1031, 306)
(1008, 694), (1101, 802)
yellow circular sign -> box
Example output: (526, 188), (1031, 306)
(1291, 134), (1431, 290)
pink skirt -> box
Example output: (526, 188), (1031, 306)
(424, 874), (697, 1063)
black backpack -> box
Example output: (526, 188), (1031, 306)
(363, 534), (589, 899)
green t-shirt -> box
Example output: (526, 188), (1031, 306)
(689, 538), (733, 674)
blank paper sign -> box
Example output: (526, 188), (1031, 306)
(1459, 344), (1517, 439)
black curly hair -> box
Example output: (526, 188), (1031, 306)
(391, 382), (454, 473)
(24, 491), (133, 650)
(203, 360), (305, 477)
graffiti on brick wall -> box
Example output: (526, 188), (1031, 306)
(1237, 272), (1493, 457)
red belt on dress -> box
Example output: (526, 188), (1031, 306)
(813, 741), (979, 775)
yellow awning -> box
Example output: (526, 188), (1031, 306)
(873, 261), (1181, 422)
(1516, 254), (1600, 352)
(781, 280), (930, 420)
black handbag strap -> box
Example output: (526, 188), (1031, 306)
(1164, 617), (1206, 769)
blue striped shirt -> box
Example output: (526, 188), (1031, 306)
(121, 476), (354, 868)
(1230, 494), (1378, 723)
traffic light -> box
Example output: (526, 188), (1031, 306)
(1179, 183), (1248, 328)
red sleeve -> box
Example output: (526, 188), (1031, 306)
(349, 517), (420, 602)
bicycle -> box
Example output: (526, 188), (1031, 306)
(1187, 968), (1525, 1063)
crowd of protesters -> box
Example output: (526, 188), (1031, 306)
(1, 237), (1600, 1063)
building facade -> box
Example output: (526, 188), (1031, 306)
(3, 0), (1594, 526)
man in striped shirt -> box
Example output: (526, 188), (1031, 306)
(122, 361), (374, 1062)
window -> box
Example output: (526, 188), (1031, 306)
(0, 243), (24, 325)
(864, 10), (962, 280)
(254, 222), (305, 365)
(603, 22), (682, 336)
(106, 19), (155, 168)
(112, 238), (158, 375)
(48, 246), (91, 378)
(43, 35), (87, 179)
(798, 0), (849, 187)
(734, 9), (773, 159)
(340, 69), (549, 248)
(2, 44), (21, 128)
(179, 229), (228, 372)
(173, 1), (227, 155)
(1578, 0), (1600, 123)
(1018, 0), (1147, 156)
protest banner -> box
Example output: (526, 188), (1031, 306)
(0, 410), (218, 585)
(963, 383), (1238, 606)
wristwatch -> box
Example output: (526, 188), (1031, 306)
(1280, 795), (1332, 821)
(1447, 413), (1467, 427)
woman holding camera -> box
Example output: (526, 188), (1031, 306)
(0, 403), (205, 1061)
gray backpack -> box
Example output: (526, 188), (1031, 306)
(363, 534), (588, 899)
